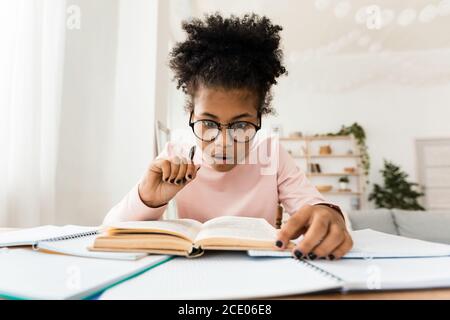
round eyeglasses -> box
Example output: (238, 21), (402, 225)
(189, 112), (261, 143)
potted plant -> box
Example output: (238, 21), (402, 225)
(369, 160), (425, 210)
(323, 123), (370, 181)
(338, 176), (350, 191)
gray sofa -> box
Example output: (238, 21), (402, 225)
(347, 209), (450, 245)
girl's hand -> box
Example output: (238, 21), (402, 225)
(275, 205), (353, 260)
(138, 156), (200, 208)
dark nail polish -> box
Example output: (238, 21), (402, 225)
(170, 179), (175, 183)
(294, 250), (303, 259)
(308, 253), (317, 260)
(328, 254), (335, 260)
(176, 179), (181, 184)
(187, 174), (192, 179)
(275, 240), (283, 248)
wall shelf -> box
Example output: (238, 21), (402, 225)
(281, 134), (367, 210)
(281, 135), (352, 141)
(322, 191), (362, 196)
(307, 173), (360, 177)
(293, 154), (361, 159)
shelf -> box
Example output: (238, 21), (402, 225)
(280, 135), (352, 141)
(307, 173), (360, 177)
(281, 133), (366, 208)
(293, 154), (360, 159)
(322, 191), (362, 196)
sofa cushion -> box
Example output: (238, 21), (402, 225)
(347, 209), (398, 235)
(392, 209), (450, 244)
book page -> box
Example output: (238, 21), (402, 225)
(104, 219), (203, 242)
(194, 216), (277, 244)
(99, 252), (342, 299)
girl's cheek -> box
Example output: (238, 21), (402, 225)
(201, 141), (213, 155)
(234, 142), (250, 163)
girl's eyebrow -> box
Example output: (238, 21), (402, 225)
(198, 112), (219, 119)
(230, 113), (254, 121)
(198, 112), (255, 121)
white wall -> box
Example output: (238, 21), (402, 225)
(57, 0), (161, 225)
(106, 0), (161, 219)
(57, 0), (120, 226)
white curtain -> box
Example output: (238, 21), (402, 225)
(0, 0), (66, 227)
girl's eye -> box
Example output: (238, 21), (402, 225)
(202, 120), (218, 129)
(231, 122), (249, 130)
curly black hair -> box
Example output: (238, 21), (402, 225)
(169, 13), (287, 115)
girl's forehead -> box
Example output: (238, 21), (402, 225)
(193, 86), (259, 119)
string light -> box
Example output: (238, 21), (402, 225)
(334, 1), (351, 19)
(315, 1), (450, 27)
(418, 4), (438, 23)
(294, 1), (450, 93)
(397, 8), (417, 26)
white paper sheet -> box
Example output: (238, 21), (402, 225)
(310, 256), (450, 291)
(248, 229), (450, 259)
(99, 251), (342, 300)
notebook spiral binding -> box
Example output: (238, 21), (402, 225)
(31, 230), (99, 250)
(296, 259), (344, 284)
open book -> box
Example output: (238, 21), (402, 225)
(91, 216), (295, 257)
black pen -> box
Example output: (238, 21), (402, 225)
(189, 145), (196, 162)
(185, 146), (198, 184)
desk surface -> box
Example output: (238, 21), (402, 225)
(1, 228), (450, 300)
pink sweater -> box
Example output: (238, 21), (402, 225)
(104, 135), (327, 227)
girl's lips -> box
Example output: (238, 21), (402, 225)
(213, 155), (232, 160)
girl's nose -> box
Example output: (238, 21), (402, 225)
(214, 128), (233, 148)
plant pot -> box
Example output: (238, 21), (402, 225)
(339, 182), (348, 190)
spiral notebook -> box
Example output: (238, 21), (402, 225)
(100, 251), (450, 299)
(99, 251), (343, 299)
(0, 225), (146, 260)
(0, 248), (171, 300)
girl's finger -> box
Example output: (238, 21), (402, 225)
(149, 159), (171, 182)
(168, 157), (181, 183)
(276, 205), (313, 249)
(159, 159), (172, 182)
(185, 161), (197, 181)
(310, 224), (345, 259)
(294, 214), (329, 260)
(175, 158), (188, 185)
(328, 232), (354, 260)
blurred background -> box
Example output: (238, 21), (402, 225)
(1, 0), (450, 228)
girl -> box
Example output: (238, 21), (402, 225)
(104, 13), (353, 260)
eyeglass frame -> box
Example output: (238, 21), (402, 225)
(188, 111), (262, 143)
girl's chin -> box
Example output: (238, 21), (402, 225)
(211, 163), (237, 172)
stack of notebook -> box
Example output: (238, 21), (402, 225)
(0, 225), (170, 299)
(2, 219), (450, 299)
(91, 227), (450, 299)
